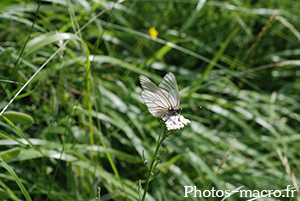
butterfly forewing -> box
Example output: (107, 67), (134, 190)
(140, 75), (172, 118)
(139, 72), (180, 120)
(158, 72), (180, 109)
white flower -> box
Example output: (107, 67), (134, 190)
(165, 115), (191, 130)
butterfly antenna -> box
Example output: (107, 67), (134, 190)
(181, 106), (202, 110)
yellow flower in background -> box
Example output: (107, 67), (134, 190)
(149, 26), (158, 39)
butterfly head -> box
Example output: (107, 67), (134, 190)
(161, 108), (181, 121)
(169, 108), (181, 115)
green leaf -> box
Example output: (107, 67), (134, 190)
(24, 33), (81, 57)
(3, 111), (34, 125)
(0, 148), (21, 161)
(15, 81), (40, 100)
(0, 161), (32, 201)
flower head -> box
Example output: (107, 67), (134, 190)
(164, 115), (190, 130)
(149, 26), (159, 39)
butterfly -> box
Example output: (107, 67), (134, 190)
(139, 72), (181, 121)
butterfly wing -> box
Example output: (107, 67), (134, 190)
(158, 72), (180, 109)
(139, 75), (172, 118)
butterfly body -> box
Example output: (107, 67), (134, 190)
(162, 108), (181, 121)
(139, 72), (180, 121)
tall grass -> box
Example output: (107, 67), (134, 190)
(1, 0), (300, 200)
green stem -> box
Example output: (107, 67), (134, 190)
(141, 125), (167, 201)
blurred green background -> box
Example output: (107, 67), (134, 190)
(1, 0), (300, 200)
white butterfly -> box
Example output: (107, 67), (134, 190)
(139, 72), (181, 121)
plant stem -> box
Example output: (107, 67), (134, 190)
(141, 125), (167, 201)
